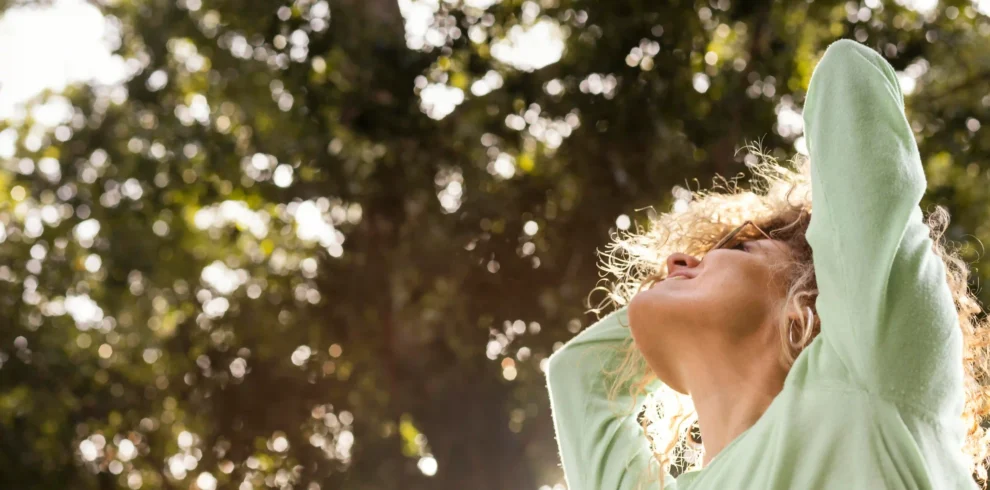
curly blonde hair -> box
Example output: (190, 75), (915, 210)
(587, 143), (990, 489)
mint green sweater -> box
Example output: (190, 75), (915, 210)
(546, 39), (977, 490)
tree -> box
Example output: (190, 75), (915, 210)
(0, 0), (988, 488)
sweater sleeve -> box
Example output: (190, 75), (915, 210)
(545, 305), (674, 490)
(802, 39), (964, 414)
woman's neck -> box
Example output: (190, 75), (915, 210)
(687, 340), (787, 467)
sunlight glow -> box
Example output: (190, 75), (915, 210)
(196, 472), (217, 490)
(775, 99), (804, 139)
(273, 164), (294, 187)
(470, 70), (504, 97)
(292, 200), (345, 257)
(178, 431), (194, 449)
(65, 294), (105, 330)
(490, 19), (565, 72)
(201, 261), (248, 295)
(692, 73), (711, 93)
(895, 0), (938, 15)
(465, 0), (500, 8)
(419, 83), (464, 120)
(79, 439), (99, 462)
(0, 0), (127, 121)
(435, 167), (464, 213)
(795, 136), (808, 156)
(291, 345), (312, 366)
(398, 0), (443, 50)
(895, 59), (929, 96)
(489, 153), (516, 179)
(418, 455), (438, 476)
(73, 219), (100, 246)
(193, 201), (269, 239)
(616, 215), (631, 231)
(117, 439), (137, 461)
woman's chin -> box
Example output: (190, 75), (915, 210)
(628, 290), (674, 333)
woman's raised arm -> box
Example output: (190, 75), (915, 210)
(546, 305), (673, 490)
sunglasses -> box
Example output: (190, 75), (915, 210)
(639, 220), (773, 292)
(708, 220), (773, 252)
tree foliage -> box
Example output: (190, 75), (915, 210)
(1, 0), (989, 488)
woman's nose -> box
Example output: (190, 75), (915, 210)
(666, 252), (700, 275)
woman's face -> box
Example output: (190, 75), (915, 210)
(627, 237), (794, 394)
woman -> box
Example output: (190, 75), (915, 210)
(545, 39), (990, 490)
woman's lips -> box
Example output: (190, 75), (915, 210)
(649, 272), (693, 289)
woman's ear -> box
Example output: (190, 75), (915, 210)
(780, 297), (813, 335)
(784, 304), (805, 327)
(784, 302), (816, 345)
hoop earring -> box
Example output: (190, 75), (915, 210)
(790, 306), (814, 346)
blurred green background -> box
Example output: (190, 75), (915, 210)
(0, 0), (987, 488)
